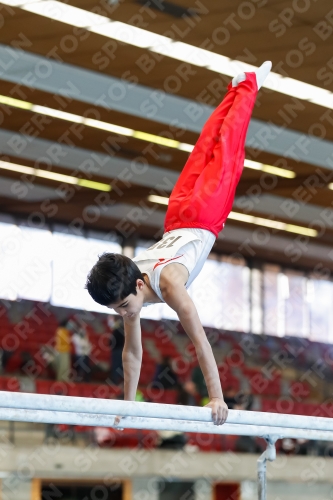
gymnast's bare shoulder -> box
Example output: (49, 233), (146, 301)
(159, 263), (191, 315)
(159, 262), (189, 292)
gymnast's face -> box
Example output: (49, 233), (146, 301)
(107, 279), (145, 319)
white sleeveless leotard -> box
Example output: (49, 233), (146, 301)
(132, 228), (216, 306)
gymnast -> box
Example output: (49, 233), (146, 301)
(85, 61), (272, 426)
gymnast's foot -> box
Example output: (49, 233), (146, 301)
(231, 71), (246, 88)
(232, 61), (272, 90)
(255, 61), (272, 90)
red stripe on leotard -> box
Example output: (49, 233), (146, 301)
(153, 255), (183, 271)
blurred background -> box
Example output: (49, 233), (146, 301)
(0, 0), (333, 498)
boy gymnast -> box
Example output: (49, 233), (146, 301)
(85, 61), (272, 426)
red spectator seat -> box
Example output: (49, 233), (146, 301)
(36, 380), (70, 396)
(67, 385), (81, 397)
(0, 377), (20, 392)
(289, 381), (311, 400)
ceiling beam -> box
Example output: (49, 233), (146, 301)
(0, 129), (179, 191)
(234, 193), (333, 228)
(234, 175), (314, 196)
(0, 175), (58, 201)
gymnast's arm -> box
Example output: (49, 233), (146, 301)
(122, 314), (143, 401)
(113, 315), (142, 428)
(160, 264), (228, 425)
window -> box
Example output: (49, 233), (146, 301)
(189, 256), (250, 332)
(251, 268), (263, 334)
(308, 278), (333, 343)
(219, 257), (250, 332)
(18, 226), (53, 302)
(284, 271), (309, 337)
(189, 258), (223, 329)
(263, 265), (285, 336)
(140, 302), (164, 321)
(0, 223), (52, 302)
(0, 222), (21, 301)
(51, 232), (121, 312)
(135, 240), (156, 256)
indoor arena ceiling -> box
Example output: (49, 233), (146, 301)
(0, 0), (333, 270)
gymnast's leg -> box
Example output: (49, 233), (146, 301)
(165, 61), (272, 235)
(167, 80), (239, 204)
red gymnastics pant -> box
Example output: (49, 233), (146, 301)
(164, 72), (258, 238)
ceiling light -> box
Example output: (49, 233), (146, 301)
(147, 195), (317, 237)
(228, 211), (317, 237)
(133, 131), (180, 148)
(83, 118), (133, 136)
(309, 92), (333, 108)
(91, 21), (172, 49)
(23, 0), (107, 27)
(151, 41), (207, 65)
(0, 161), (34, 176)
(33, 105), (83, 123)
(243, 159), (261, 170)
(0, 95), (32, 110)
(78, 179), (111, 191)
(261, 165), (295, 178)
(276, 77), (330, 101)
(262, 72), (331, 107)
(2, 0), (41, 5)
(34, 169), (78, 183)
(208, 58), (256, 75)
(147, 195), (169, 205)
(178, 143), (194, 153)
(0, 160), (111, 191)
(283, 223), (317, 237)
(244, 159), (295, 178)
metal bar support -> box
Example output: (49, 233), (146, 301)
(257, 437), (276, 500)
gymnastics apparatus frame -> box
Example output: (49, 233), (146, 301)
(0, 391), (332, 500)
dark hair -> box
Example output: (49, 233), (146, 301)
(85, 253), (144, 306)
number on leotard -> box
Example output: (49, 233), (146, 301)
(147, 235), (183, 251)
(165, 236), (182, 248)
(147, 241), (160, 251)
(155, 237), (174, 249)
(156, 236), (183, 249)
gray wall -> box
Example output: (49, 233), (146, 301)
(1, 445), (333, 500)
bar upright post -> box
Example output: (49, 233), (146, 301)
(257, 437), (276, 500)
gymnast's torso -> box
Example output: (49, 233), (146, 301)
(132, 227), (216, 306)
